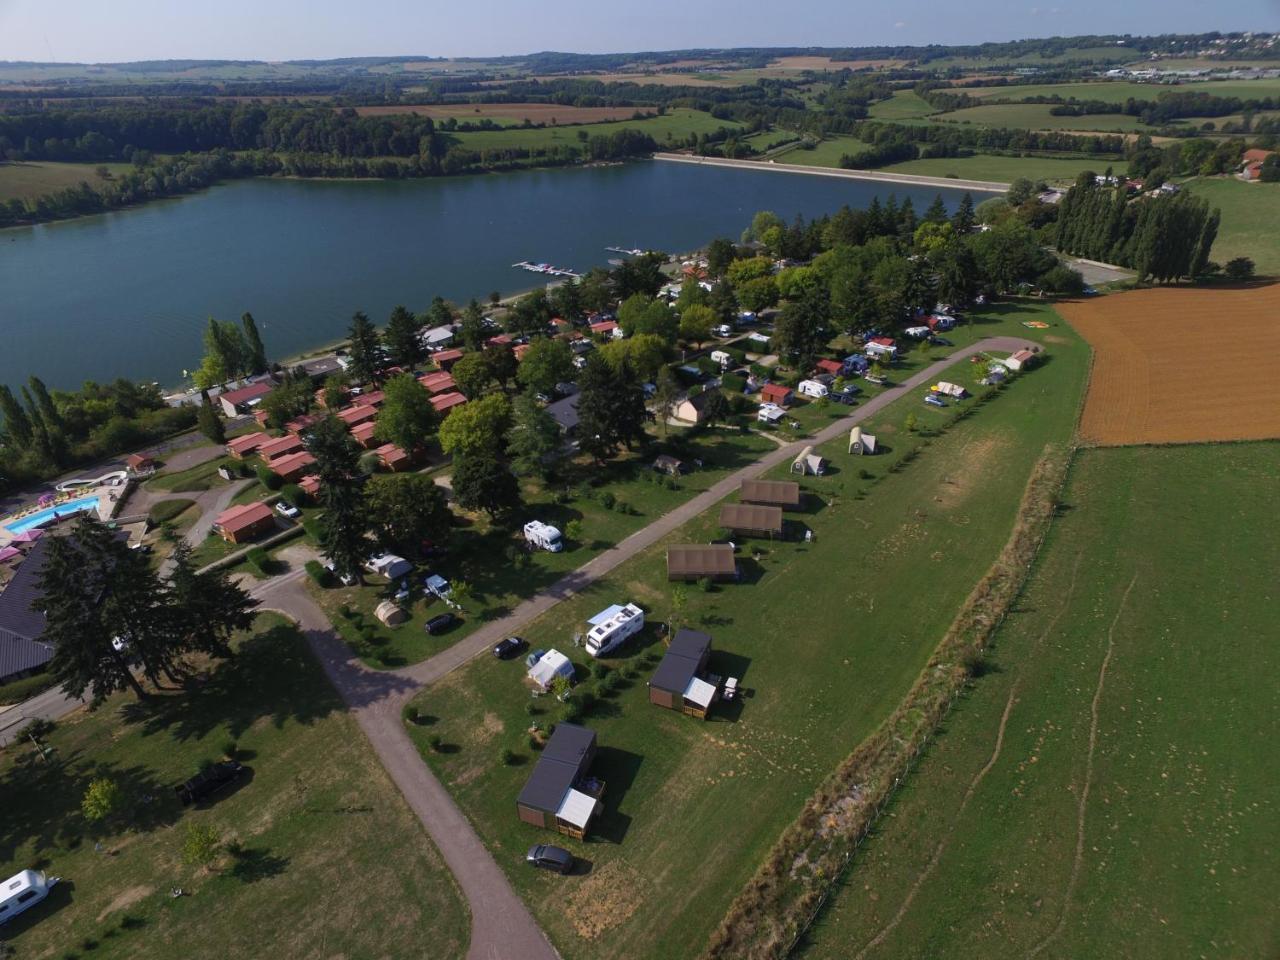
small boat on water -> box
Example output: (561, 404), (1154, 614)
(511, 260), (581, 278)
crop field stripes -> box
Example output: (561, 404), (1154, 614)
(849, 549), (1087, 960)
(1026, 571), (1138, 959)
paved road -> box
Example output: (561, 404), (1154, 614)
(6, 338), (1033, 955)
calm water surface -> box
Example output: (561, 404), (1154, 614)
(1, 161), (976, 389)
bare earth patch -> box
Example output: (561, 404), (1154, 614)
(565, 858), (649, 939)
(1060, 284), (1280, 445)
(96, 884), (153, 922)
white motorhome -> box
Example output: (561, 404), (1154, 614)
(523, 520), (564, 553)
(797, 379), (829, 399)
(905, 325), (931, 339)
(0, 870), (57, 925)
(710, 350), (733, 368)
(584, 603), (645, 658)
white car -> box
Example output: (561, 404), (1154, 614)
(275, 501), (301, 519)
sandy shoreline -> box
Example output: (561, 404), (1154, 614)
(652, 152), (1009, 193)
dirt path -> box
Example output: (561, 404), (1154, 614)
(1026, 572), (1137, 959)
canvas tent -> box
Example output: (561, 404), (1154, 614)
(739, 479), (801, 509)
(848, 426), (877, 455)
(791, 445), (826, 476)
(719, 503), (783, 538)
(667, 544), (737, 582)
(527, 649), (574, 691)
(374, 600), (407, 626)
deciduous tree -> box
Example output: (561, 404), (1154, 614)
(452, 450), (520, 520)
(366, 472), (451, 552)
(438, 392), (512, 458)
(516, 338), (573, 396)
(506, 393), (564, 480)
(374, 373), (438, 452)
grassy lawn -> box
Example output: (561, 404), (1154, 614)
(868, 91), (938, 121)
(779, 136), (873, 169)
(453, 109), (741, 154)
(0, 161), (133, 203)
(929, 102), (1155, 132)
(796, 443), (1280, 960)
(880, 153), (1126, 184)
(1182, 177), (1280, 277)
(310, 429), (778, 668)
(146, 456), (240, 493)
(403, 300), (1088, 960)
(0, 614), (469, 959)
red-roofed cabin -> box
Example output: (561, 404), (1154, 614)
(374, 443), (412, 472)
(433, 349), (464, 371)
(285, 413), (323, 436)
(814, 359), (843, 377)
(227, 432), (270, 459)
(252, 409), (272, 428)
(299, 475), (321, 499)
(351, 421), (379, 448)
(213, 502), (276, 544)
(219, 382), (273, 418)
(125, 453), (158, 476)
(270, 451), (317, 482)
(590, 320), (622, 340)
(417, 372), (456, 395)
(513, 343), (532, 361)
(336, 405), (378, 428)
(486, 334), (513, 348)
(258, 435), (305, 462)
(551, 318), (571, 332)
(352, 390), (385, 408)
(1242, 161), (1265, 181)
(760, 383), (793, 407)
(430, 392), (468, 416)
(316, 386), (347, 409)
(1242, 148), (1274, 166)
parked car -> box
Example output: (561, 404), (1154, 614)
(493, 637), (527, 659)
(175, 761), (246, 806)
(275, 501), (300, 520)
(425, 613), (459, 635)
(929, 336), (953, 346)
(526, 844), (575, 874)
(924, 394), (947, 408)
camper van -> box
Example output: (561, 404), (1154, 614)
(797, 379), (829, 399)
(710, 350), (733, 368)
(584, 603), (645, 658)
(523, 520), (564, 553)
(0, 870), (57, 925)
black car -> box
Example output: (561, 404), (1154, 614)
(493, 637), (527, 659)
(929, 336), (954, 346)
(526, 844), (575, 874)
(174, 761), (246, 806)
(425, 612), (459, 635)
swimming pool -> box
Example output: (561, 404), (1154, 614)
(3, 496), (101, 536)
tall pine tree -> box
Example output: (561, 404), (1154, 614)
(241, 312), (269, 375)
(306, 415), (371, 581)
(346, 311), (382, 386)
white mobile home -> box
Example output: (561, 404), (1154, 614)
(797, 379), (828, 399)
(710, 350), (733, 368)
(584, 603), (645, 658)
(0, 870), (57, 925)
(523, 520), (564, 552)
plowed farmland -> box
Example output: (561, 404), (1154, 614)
(1060, 284), (1280, 445)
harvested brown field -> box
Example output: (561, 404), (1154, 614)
(350, 102), (653, 123)
(1060, 284), (1280, 445)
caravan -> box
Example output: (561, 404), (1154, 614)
(523, 521), (564, 553)
(797, 379), (829, 399)
(584, 603), (645, 658)
(0, 870), (57, 926)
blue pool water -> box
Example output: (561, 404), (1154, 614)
(4, 496), (101, 535)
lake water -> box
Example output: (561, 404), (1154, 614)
(0, 160), (978, 390)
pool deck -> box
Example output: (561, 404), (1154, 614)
(0, 480), (129, 548)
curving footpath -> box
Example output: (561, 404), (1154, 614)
(247, 336), (1035, 960)
(652, 152), (1009, 194)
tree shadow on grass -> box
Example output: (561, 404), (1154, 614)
(227, 842), (289, 883)
(118, 622), (343, 744)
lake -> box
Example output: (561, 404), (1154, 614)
(0, 160), (979, 390)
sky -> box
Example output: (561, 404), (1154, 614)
(0, 0), (1276, 63)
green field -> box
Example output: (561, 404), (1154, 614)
(868, 91), (938, 120)
(452, 109), (741, 153)
(406, 301), (1089, 960)
(0, 614), (469, 959)
(778, 136), (873, 168)
(797, 443), (1280, 960)
(1182, 177), (1280, 276)
(0, 161), (133, 203)
(959, 78), (1280, 103)
(930, 102), (1153, 132)
(880, 153), (1125, 184)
